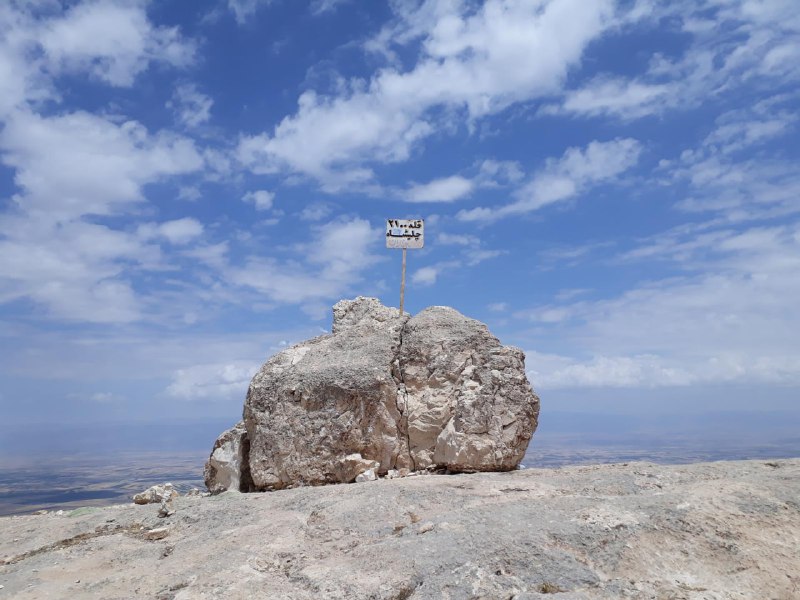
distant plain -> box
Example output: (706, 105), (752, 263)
(2, 410), (798, 516)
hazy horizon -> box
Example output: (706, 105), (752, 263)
(2, 407), (798, 516)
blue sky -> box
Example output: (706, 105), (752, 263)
(1, 0), (798, 430)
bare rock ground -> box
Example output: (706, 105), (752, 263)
(1, 459), (798, 599)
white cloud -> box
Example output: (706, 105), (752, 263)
(0, 2), (194, 122)
(310, 0), (353, 15)
(227, 0), (273, 24)
(0, 202), (169, 322)
(39, 0), (195, 86)
(526, 352), (695, 389)
(412, 266), (440, 286)
(168, 83), (213, 128)
(476, 159), (524, 186)
(662, 101), (800, 220)
(0, 3), (205, 324)
(167, 361), (260, 401)
(551, 0), (800, 120)
(299, 202), (334, 222)
(227, 218), (381, 308)
(458, 138), (642, 222)
(406, 175), (474, 203)
(465, 248), (504, 266)
(66, 391), (126, 404)
(0, 110), (205, 318)
(438, 232), (480, 246)
(545, 77), (673, 120)
(702, 104), (796, 155)
(156, 218), (204, 245)
(238, 0), (616, 187)
(178, 186), (202, 201)
(520, 221), (800, 388)
(2, 110), (204, 220)
(182, 242), (229, 269)
(242, 190), (275, 211)
(411, 257), (478, 287)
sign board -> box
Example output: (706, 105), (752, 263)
(386, 219), (424, 249)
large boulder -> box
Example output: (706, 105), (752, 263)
(205, 297), (539, 492)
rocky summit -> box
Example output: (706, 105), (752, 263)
(205, 297), (540, 492)
(2, 460), (798, 599)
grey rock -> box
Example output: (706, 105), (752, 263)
(354, 468), (377, 483)
(157, 497), (175, 518)
(208, 297), (539, 492)
(133, 483), (179, 505)
(333, 453), (380, 483)
(204, 422), (254, 494)
(2, 460), (798, 599)
(143, 527), (169, 541)
(400, 305), (539, 471)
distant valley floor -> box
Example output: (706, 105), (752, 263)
(2, 434), (800, 516)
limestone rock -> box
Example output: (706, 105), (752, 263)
(333, 453), (381, 483)
(158, 497), (175, 518)
(400, 306), (538, 471)
(143, 527), (169, 541)
(133, 483), (179, 506)
(355, 469), (377, 483)
(208, 297), (539, 492)
(204, 422), (254, 494)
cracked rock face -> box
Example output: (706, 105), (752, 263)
(203, 422), (254, 494)
(206, 297), (539, 492)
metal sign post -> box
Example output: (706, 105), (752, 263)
(386, 218), (424, 315)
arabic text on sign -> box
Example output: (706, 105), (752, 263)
(385, 219), (424, 249)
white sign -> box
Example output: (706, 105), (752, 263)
(386, 219), (424, 249)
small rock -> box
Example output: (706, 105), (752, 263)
(144, 527), (170, 541)
(75, 579), (80, 583)
(158, 498), (175, 518)
(55, 510), (64, 516)
(133, 483), (179, 505)
(185, 488), (203, 497)
(398, 468), (410, 477)
(386, 469), (400, 479)
(418, 522), (435, 534)
(335, 454), (381, 483)
(34, 510), (48, 515)
(355, 468), (377, 483)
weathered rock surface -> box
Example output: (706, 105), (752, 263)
(203, 422), (253, 494)
(207, 297), (540, 492)
(2, 459), (798, 599)
(132, 483), (178, 505)
(333, 453), (381, 483)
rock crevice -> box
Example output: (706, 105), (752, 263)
(205, 297), (540, 493)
